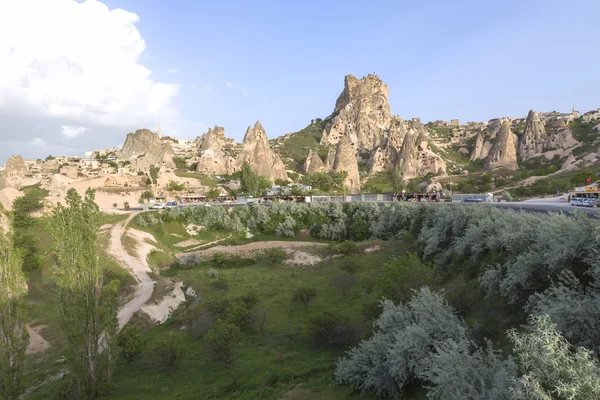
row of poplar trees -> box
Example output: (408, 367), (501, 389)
(0, 188), (119, 399)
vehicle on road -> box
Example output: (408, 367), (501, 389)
(165, 201), (178, 208)
(582, 198), (597, 207)
(570, 198), (583, 206)
(151, 203), (165, 209)
(247, 201), (254, 206)
(463, 196), (483, 203)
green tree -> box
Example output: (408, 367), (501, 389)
(166, 181), (185, 192)
(51, 188), (120, 398)
(141, 190), (154, 203)
(390, 164), (404, 192)
(117, 326), (144, 366)
(378, 253), (439, 303)
(292, 287), (317, 306)
(509, 315), (600, 400)
(151, 336), (180, 376)
(240, 162), (259, 196)
(0, 227), (28, 400)
(149, 166), (160, 185)
(204, 320), (241, 369)
(205, 187), (221, 201)
(172, 156), (188, 170)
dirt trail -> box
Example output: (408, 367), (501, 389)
(26, 324), (50, 355)
(107, 212), (156, 329)
(178, 240), (327, 263)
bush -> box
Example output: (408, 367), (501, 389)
(204, 321), (241, 369)
(259, 248), (288, 264)
(377, 253), (439, 303)
(166, 181), (185, 192)
(206, 268), (219, 278)
(328, 240), (359, 256)
(332, 271), (357, 296)
(210, 277), (230, 291)
(117, 325), (144, 366)
(292, 287), (317, 306)
(150, 337), (181, 376)
(211, 253), (255, 269)
(306, 312), (360, 348)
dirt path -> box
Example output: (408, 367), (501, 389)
(178, 240), (327, 263)
(107, 212), (156, 329)
(26, 324), (50, 355)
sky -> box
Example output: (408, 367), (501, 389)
(1, 0), (600, 164)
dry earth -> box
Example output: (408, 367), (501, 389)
(26, 324), (51, 355)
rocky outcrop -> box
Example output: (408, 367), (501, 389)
(395, 126), (447, 180)
(0, 155), (28, 190)
(470, 133), (492, 161)
(236, 122), (288, 182)
(519, 110), (547, 160)
(485, 121), (518, 170)
(320, 74), (392, 150)
(120, 129), (175, 172)
(333, 135), (361, 193)
(302, 149), (326, 174)
(195, 126), (238, 175)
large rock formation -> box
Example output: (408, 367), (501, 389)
(0, 155), (28, 190)
(236, 122), (288, 182)
(119, 129), (175, 172)
(333, 135), (361, 193)
(470, 133), (492, 161)
(519, 110), (547, 160)
(320, 74), (392, 150)
(316, 74), (446, 189)
(485, 121), (518, 170)
(195, 126), (238, 175)
(302, 149), (326, 174)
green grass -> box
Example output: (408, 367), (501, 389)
(270, 119), (330, 170)
(20, 183), (50, 199)
(174, 170), (217, 187)
(101, 238), (412, 400)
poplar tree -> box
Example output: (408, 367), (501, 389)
(51, 188), (119, 398)
(241, 162), (259, 197)
(0, 226), (28, 400)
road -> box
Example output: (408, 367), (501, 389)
(107, 212), (156, 329)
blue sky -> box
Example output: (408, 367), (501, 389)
(1, 0), (600, 162)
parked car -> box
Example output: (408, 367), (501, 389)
(165, 201), (178, 208)
(246, 201), (254, 206)
(582, 198), (597, 207)
(570, 198), (583, 206)
(151, 203), (165, 209)
(463, 197), (483, 203)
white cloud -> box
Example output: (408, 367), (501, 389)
(242, 91), (249, 97)
(31, 137), (46, 147)
(0, 0), (179, 129)
(225, 81), (236, 88)
(62, 125), (89, 138)
(168, 67), (177, 74)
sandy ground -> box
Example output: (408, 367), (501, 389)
(26, 324), (51, 355)
(0, 187), (23, 211)
(364, 245), (382, 253)
(178, 240), (327, 263)
(174, 238), (202, 248)
(141, 281), (186, 324)
(108, 213), (156, 329)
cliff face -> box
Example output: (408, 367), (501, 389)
(485, 121), (518, 170)
(333, 135), (361, 193)
(195, 126), (238, 175)
(0, 155), (28, 190)
(519, 110), (547, 160)
(236, 122), (288, 182)
(315, 74), (447, 190)
(119, 129), (175, 171)
(302, 149), (326, 174)
(470, 133), (492, 161)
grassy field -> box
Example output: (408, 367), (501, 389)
(104, 238), (420, 400)
(271, 119), (331, 171)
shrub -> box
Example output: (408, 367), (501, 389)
(292, 287), (317, 306)
(166, 181), (185, 192)
(377, 253), (439, 303)
(508, 315), (600, 400)
(204, 321), (241, 369)
(210, 277), (230, 291)
(306, 312), (360, 348)
(332, 271), (357, 296)
(259, 248), (288, 264)
(211, 253), (255, 269)
(150, 337), (181, 376)
(206, 268), (219, 278)
(117, 325), (144, 366)
(328, 240), (359, 256)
